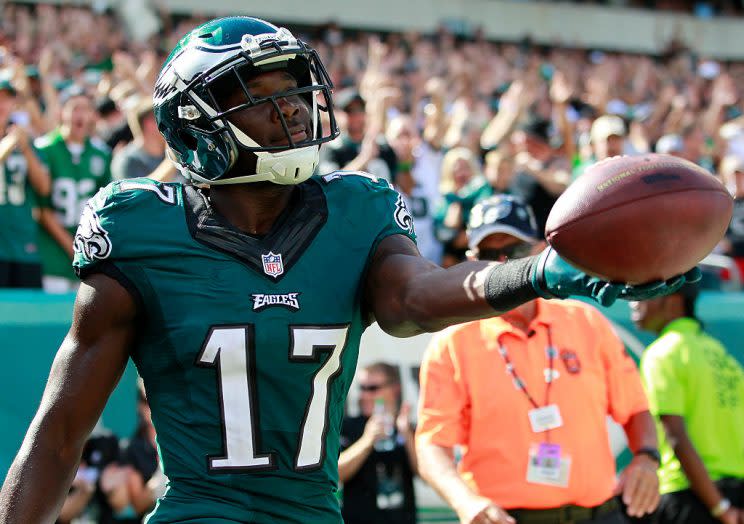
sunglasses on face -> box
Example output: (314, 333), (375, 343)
(477, 242), (535, 262)
(359, 383), (390, 393)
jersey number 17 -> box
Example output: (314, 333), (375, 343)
(196, 324), (349, 472)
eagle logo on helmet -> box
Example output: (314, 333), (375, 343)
(74, 204), (112, 262)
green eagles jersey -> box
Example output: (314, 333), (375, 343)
(73, 174), (416, 523)
(0, 148), (40, 263)
(35, 130), (111, 279)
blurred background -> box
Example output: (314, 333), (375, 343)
(1, 1), (744, 522)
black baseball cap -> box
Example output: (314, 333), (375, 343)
(467, 195), (539, 250)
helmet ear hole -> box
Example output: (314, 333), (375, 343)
(177, 129), (198, 151)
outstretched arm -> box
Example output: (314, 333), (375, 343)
(0, 273), (138, 524)
(364, 235), (537, 337)
(364, 237), (700, 338)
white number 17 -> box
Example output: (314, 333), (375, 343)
(196, 324), (349, 472)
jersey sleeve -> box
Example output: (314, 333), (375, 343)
(582, 304), (649, 424)
(416, 330), (470, 448)
(320, 171), (417, 251)
(72, 178), (181, 281)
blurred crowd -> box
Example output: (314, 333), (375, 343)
(0, 1), (743, 292)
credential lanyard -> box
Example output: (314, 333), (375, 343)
(496, 324), (557, 409)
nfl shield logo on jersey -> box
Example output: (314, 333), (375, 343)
(262, 252), (284, 278)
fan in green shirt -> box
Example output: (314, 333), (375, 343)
(0, 77), (51, 288)
(35, 90), (111, 288)
(632, 284), (744, 524)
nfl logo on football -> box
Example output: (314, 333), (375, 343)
(262, 252), (284, 278)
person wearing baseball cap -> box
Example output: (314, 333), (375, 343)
(574, 115), (627, 181)
(417, 195), (660, 524)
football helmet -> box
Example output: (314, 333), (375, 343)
(153, 17), (339, 185)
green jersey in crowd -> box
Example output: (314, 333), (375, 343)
(0, 148), (41, 263)
(34, 129), (111, 280)
(641, 317), (744, 495)
(72, 173), (416, 523)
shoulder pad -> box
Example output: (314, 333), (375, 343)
(73, 179), (183, 275)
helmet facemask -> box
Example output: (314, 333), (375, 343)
(163, 27), (339, 185)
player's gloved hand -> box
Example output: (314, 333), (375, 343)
(531, 247), (702, 307)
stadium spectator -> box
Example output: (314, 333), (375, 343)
(387, 115), (442, 263)
(321, 87), (397, 181)
(35, 88), (111, 293)
(632, 284), (744, 524)
(0, 73), (50, 288)
(434, 147), (481, 267)
(111, 99), (165, 181)
(719, 155), (744, 277)
(460, 149), (516, 221)
(508, 119), (570, 236)
(574, 114), (627, 179)
(417, 195), (661, 524)
(339, 362), (418, 524)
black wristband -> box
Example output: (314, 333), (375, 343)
(635, 447), (661, 465)
(484, 255), (540, 313)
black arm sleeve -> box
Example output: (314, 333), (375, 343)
(483, 255), (541, 313)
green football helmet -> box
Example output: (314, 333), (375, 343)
(153, 16), (339, 185)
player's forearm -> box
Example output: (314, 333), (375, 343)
(395, 256), (538, 335)
(623, 410), (658, 453)
(417, 443), (476, 515)
(0, 424), (84, 523)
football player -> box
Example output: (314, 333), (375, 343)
(0, 17), (698, 523)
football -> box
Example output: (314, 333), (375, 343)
(545, 154), (734, 284)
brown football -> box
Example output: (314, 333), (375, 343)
(545, 154), (733, 284)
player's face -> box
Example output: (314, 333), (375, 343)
(222, 70), (312, 149)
